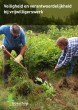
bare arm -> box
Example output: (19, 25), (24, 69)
(20, 45), (26, 55)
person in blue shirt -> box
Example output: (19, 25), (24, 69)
(0, 24), (26, 86)
(54, 37), (78, 85)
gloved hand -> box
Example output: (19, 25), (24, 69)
(14, 54), (23, 63)
(0, 44), (5, 50)
(54, 65), (59, 73)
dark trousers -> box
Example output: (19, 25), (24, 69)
(3, 47), (24, 83)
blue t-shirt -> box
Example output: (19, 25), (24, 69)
(0, 25), (26, 49)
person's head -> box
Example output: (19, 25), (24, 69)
(11, 24), (20, 37)
(56, 37), (68, 50)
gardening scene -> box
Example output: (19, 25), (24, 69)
(0, 25), (78, 110)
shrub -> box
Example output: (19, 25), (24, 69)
(47, 25), (61, 40)
(47, 25), (78, 40)
(24, 34), (60, 72)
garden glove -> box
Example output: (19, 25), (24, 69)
(0, 44), (5, 50)
(14, 54), (23, 63)
(54, 65), (59, 73)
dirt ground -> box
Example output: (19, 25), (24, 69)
(35, 72), (78, 109)
(24, 71), (78, 110)
(52, 75), (78, 108)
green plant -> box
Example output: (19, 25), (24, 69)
(47, 25), (78, 40)
(47, 25), (61, 40)
(25, 35), (60, 73)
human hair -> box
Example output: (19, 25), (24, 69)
(56, 37), (68, 46)
(11, 23), (20, 35)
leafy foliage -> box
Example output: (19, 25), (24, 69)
(25, 34), (60, 72)
(47, 25), (78, 40)
(47, 25), (61, 39)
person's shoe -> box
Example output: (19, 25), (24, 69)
(62, 78), (69, 87)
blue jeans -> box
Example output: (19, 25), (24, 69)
(66, 56), (78, 77)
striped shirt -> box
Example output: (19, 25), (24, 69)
(57, 37), (78, 68)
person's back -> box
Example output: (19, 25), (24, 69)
(68, 37), (78, 56)
(0, 25), (26, 49)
